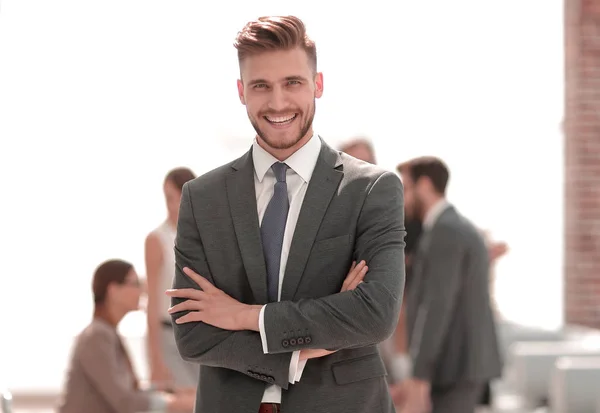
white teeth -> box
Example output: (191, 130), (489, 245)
(266, 114), (296, 123)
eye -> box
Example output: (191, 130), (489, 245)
(253, 83), (268, 89)
(287, 80), (301, 86)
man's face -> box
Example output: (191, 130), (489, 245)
(400, 172), (425, 220)
(237, 47), (323, 152)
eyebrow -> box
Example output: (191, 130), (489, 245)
(247, 75), (309, 86)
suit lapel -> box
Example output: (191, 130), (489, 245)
(280, 141), (343, 301)
(226, 149), (269, 304)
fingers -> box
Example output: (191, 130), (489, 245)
(342, 260), (365, 290)
(341, 260), (368, 292)
(165, 288), (205, 300)
(182, 267), (217, 292)
(299, 348), (338, 361)
(346, 267), (367, 291)
(168, 298), (205, 314)
(174, 311), (204, 324)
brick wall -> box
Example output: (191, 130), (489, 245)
(564, 0), (600, 328)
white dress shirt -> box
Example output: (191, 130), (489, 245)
(422, 198), (451, 230)
(252, 133), (321, 403)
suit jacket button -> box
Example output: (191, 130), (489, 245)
(297, 337), (304, 345)
(305, 336), (312, 344)
(282, 339), (289, 347)
(289, 338), (297, 346)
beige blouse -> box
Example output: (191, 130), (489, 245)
(57, 318), (164, 413)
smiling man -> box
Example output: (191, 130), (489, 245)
(167, 16), (406, 413)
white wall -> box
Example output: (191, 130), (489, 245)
(0, 0), (563, 390)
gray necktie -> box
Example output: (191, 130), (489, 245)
(261, 162), (290, 303)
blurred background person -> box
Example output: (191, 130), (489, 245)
(145, 168), (198, 391)
(339, 138), (509, 409)
(395, 157), (502, 413)
(339, 136), (377, 164)
(57, 259), (195, 413)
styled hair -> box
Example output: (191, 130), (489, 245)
(397, 156), (450, 195)
(234, 15), (317, 72)
(92, 259), (134, 305)
(339, 137), (377, 164)
(164, 167), (196, 192)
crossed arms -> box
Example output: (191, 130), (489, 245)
(168, 171), (406, 389)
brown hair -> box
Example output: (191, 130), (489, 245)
(339, 137), (377, 164)
(234, 15), (317, 72)
(397, 156), (450, 195)
(164, 167), (196, 192)
(92, 259), (134, 305)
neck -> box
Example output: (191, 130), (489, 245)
(94, 304), (126, 327)
(258, 128), (313, 161)
(421, 194), (445, 220)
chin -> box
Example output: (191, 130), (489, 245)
(261, 130), (304, 150)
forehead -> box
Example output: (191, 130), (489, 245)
(345, 144), (373, 157)
(240, 47), (312, 82)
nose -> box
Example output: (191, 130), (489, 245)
(267, 85), (288, 112)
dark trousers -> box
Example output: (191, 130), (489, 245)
(431, 382), (485, 413)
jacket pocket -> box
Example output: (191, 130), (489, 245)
(312, 234), (351, 252)
(331, 353), (387, 385)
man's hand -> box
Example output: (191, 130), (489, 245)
(166, 267), (261, 331)
(166, 260), (367, 340)
(396, 378), (431, 413)
(340, 260), (368, 292)
(389, 382), (409, 407)
(299, 260), (369, 361)
(489, 241), (508, 263)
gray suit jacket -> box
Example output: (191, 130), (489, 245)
(171, 139), (406, 413)
(406, 205), (502, 388)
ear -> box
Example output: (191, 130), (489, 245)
(314, 72), (324, 99)
(237, 79), (246, 105)
(416, 176), (433, 194)
(106, 283), (117, 300)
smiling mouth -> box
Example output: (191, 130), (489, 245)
(264, 114), (298, 125)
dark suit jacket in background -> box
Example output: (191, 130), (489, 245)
(171, 139), (406, 413)
(406, 205), (502, 388)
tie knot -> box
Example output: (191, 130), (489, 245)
(271, 162), (288, 182)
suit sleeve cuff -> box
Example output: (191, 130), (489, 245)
(390, 354), (413, 382)
(294, 358), (307, 382)
(259, 304), (269, 354)
(288, 351), (302, 383)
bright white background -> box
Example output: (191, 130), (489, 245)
(0, 0), (563, 391)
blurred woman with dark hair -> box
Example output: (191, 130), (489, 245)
(144, 167), (199, 390)
(58, 259), (194, 413)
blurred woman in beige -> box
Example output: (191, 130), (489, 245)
(58, 259), (195, 413)
(145, 168), (198, 390)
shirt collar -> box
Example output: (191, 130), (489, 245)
(252, 134), (321, 183)
(423, 198), (451, 230)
